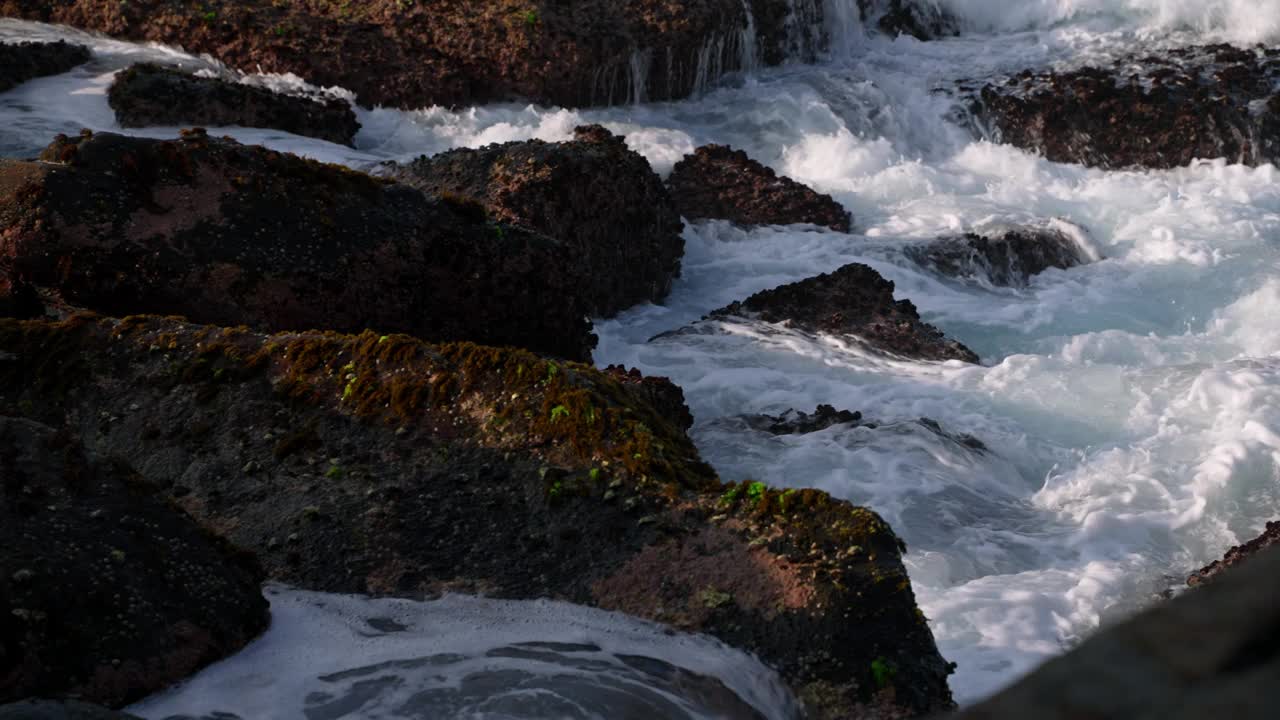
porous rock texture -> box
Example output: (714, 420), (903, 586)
(107, 62), (360, 146)
(394, 125), (684, 317)
(0, 41), (91, 94)
(951, 544), (1280, 720)
(0, 313), (956, 719)
(973, 45), (1280, 169)
(666, 144), (852, 232)
(0, 415), (268, 708)
(663, 263), (979, 363)
(0, 130), (596, 361)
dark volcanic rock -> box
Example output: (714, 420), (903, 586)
(1187, 521), (1280, 587)
(107, 63), (360, 146)
(745, 405), (866, 435)
(859, 0), (961, 40)
(666, 145), (851, 232)
(0, 130), (595, 361)
(0, 41), (91, 94)
(0, 415), (268, 708)
(604, 365), (696, 432)
(0, 701), (141, 720)
(0, 314), (955, 719)
(953, 544), (1280, 720)
(1, 0), (827, 109)
(700, 264), (979, 363)
(974, 45), (1280, 169)
(908, 224), (1095, 287)
(395, 125), (684, 317)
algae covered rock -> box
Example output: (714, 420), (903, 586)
(0, 41), (91, 94)
(0, 313), (955, 719)
(0, 130), (595, 360)
(395, 125), (684, 317)
(666, 144), (852, 232)
(0, 414), (268, 708)
(107, 63), (360, 146)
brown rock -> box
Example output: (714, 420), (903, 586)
(394, 125), (684, 317)
(0, 415), (268, 708)
(0, 130), (596, 361)
(1187, 521), (1280, 587)
(666, 144), (852, 232)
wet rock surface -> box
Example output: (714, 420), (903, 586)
(0, 314), (955, 720)
(670, 263), (979, 363)
(666, 144), (851, 232)
(0, 701), (141, 720)
(744, 405), (866, 435)
(0, 40), (91, 94)
(394, 125), (684, 317)
(0, 415), (268, 708)
(1187, 521), (1280, 587)
(0, 131), (595, 361)
(860, 0), (960, 40)
(603, 365), (696, 433)
(107, 63), (360, 146)
(972, 45), (1280, 169)
(951, 544), (1280, 720)
(1, 0), (826, 109)
(907, 225), (1095, 287)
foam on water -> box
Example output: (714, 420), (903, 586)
(5, 4), (1280, 711)
(128, 585), (801, 720)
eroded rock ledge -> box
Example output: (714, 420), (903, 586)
(0, 40), (90, 94)
(0, 313), (956, 719)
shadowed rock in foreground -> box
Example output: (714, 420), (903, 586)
(665, 144), (852, 232)
(0, 130), (596, 361)
(394, 125), (684, 317)
(0, 41), (90, 94)
(107, 63), (360, 146)
(0, 415), (268, 708)
(660, 264), (979, 363)
(0, 314), (955, 719)
(950, 544), (1280, 719)
(973, 45), (1280, 169)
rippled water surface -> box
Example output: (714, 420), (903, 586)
(5, 0), (1280, 713)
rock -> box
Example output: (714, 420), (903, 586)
(0, 130), (595, 361)
(603, 365), (695, 432)
(666, 263), (978, 363)
(744, 405), (866, 435)
(0, 314), (955, 719)
(666, 145), (851, 232)
(907, 224), (1097, 287)
(951, 544), (1280, 720)
(1187, 521), (1280, 587)
(107, 63), (360, 147)
(0, 415), (268, 707)
(394, 125), (684, 317)
(0, 701), (142, 720)
(1, 0), (830, 109)
(0, 41), (91, 94)
(859, 0), (961, 40)
(973, 45), (1280, 169)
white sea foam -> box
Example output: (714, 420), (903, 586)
(5, 4), (1280, 711)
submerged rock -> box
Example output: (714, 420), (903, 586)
(0, 41), (91, 94)
(668, 263), (979, 363)
(744, 405), (867, 435)
(1187, 521), (1280, 587)
(3, 0), (828, 109)
(953, 544), (1280, 719)
(0, 415), (268, 708)
(973, 45), (1280, 169)
(0, 314), (955, 719)
(0, 130), (595, 361)
(907, 224), (1098, 287)
(394, 125), (684, 317)
(107, 63), (360, 146)
(859, 0), (961, 40)
(666, 144), (852, 232)
(0, 701), (141, 720)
